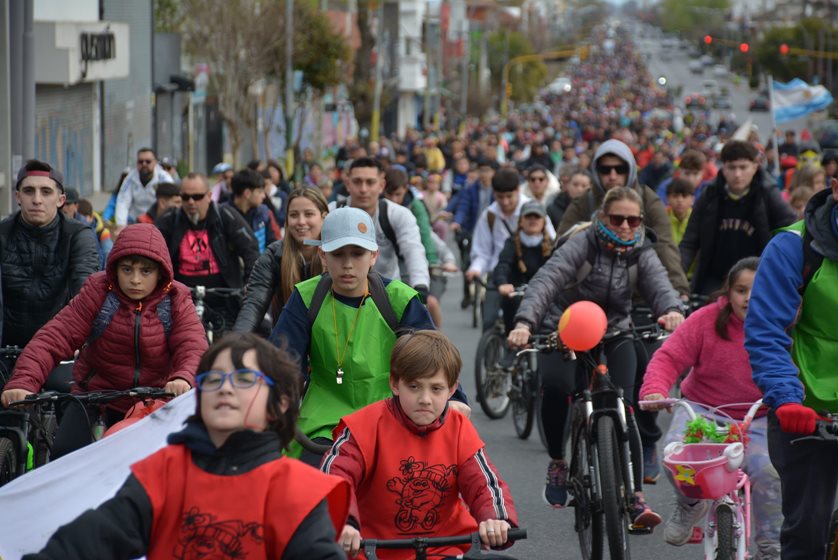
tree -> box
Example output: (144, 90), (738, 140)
(487, 30), (547, 104)
(348, 0), (376, 134)
(659, 0), (729, 39)
(757, 19), (835, 84)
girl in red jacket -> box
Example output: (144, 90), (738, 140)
(1, 223), (208, 458)
(640, 257), (781, 559)
(25, 333), (351, 559)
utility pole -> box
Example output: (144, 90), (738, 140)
(370, 0), (385, 143)
(459, 27), (469, 125)
(285, 0), (294, 179)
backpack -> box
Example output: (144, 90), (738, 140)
(87, 291), (174, 345)
(553, 222), (639, 291)
(306, 272), (399, 333)
(486, 211), (516, 238)
(337, 199), (401, 260)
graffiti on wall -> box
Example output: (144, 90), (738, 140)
(35, 116), (92, 196)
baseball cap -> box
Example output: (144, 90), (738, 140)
(160, 157), (177, 168)
(63, 188), (81, 204)
(520, 200), (546, 218)
(305, 207), (378, 253)
(15, 160), (65, 192)
(212, 162), (233, 175)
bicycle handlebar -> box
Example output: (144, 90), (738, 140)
(360, 528), (527, 550)
(638, 398), (765, 431)
(11, 387), (174, 407)
(190, 287), (242, 296)
(791, 415), (838, 445)
(294, 428), (333, 455)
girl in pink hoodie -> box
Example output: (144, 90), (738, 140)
(640, 257), (781, 559)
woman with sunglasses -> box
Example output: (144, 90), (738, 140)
(508, 187), (685, 529)
(25, 334), (351, 559)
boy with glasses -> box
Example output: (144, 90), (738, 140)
(114, 148), (175, 225)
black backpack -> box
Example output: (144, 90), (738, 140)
(306, 272), (399, 333)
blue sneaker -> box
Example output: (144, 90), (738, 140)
(543, 459), (570, 508)
(643, 444), (660, 484)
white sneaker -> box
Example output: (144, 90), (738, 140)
(664, 500), (709, 546)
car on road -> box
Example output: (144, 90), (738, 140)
(712, 64), (727, 79)
(688, 60), (704, 75)
(713, 95), (733, 109)
(750, 95), (770, 112)
(814, 120), (838, 151)
(701, 79), (720, 97)
(700, 54), (715, 66)
(684, 93), (708, 111)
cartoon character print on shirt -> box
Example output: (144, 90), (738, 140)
(386, 456), (458, 533)
(175, 507), (263, 559)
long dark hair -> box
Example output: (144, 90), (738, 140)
(714, 257), (759, 340)
(194, 333), (301, 450)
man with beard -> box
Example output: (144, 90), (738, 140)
(114, 148), (175, 225)
(155, 172), (258, 292)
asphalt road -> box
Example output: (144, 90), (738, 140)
(436, 273), (704, 560)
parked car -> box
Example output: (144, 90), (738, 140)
(750, 95), (770, 112)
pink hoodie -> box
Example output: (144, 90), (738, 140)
(640, 297), (764, 420)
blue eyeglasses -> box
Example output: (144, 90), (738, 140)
(195, 369), (275, 392)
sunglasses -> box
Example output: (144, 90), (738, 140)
(596, 163), (630, 176)
(181, 192), (208, 202)
(608, 214), (643, 228)
(529, 175), (547, 182)
(195, 369), (275, 392)
(137, 159), (154, 165)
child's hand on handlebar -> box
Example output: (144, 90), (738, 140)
(340, 524), (362, 558)
(164, 378), (192, 396)
(479, 519), (511, 548)
(1, 389), (34, 408)
(507, 326), (531, 349)
(441, 262), (459, 273)
(498, 284), (515, 297)
(658, 311), (685, 332)
(639, 393), (669, 411)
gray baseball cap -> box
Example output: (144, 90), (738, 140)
(305, 207), (378, 252)
(520, 200), (546, 218)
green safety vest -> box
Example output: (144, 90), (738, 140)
(289, 275), (418, 457)
(778, 221), (838, 413)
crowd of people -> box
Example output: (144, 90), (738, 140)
(0, 21), (836, 560)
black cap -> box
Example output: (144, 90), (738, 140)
(15, 160), (65, 192)
(63, 188), (80, 204)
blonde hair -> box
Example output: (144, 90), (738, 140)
(789, 164), (825, 193)
(277, 188), (328, 309)
(600, 186), (643, 216)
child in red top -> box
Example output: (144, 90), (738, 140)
(322, 330), (518, 559)
(25, 334), (350, 560)
(640, 257), (781, 559)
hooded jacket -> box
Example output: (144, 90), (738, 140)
(6, 224), (208, 401)
(557, 139), (689, 295)
(514, 226), (682, 333)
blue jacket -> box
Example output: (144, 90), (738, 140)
(453, 180), (493, 235)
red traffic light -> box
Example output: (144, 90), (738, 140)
(779, 43), (789, 56)
(704, 35), (713, 45)
(739, 42), (749, 53)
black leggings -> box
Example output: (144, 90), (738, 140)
(539, 335), (644, 491)
(52, 401), (124, 459)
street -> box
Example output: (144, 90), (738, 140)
(437, 273), (704, 559)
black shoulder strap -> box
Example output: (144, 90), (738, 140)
(378, 199), (401, 260)
(307, 274), (333, 325)
(800, 228), (824, 295)
(367, 272), (399, 333)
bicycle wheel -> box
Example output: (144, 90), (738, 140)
(571, 412), (604, 560)
(0, 437), (17, 486)
(714, 504), (736, 560)
(34, 412), (58, 467)
(595, 416), (630, 560)
(474, 330), (510, 419)
(511, 367), (535, 439)
(827, 509), (838, 560)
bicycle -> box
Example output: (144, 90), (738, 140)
(1, 387), (172, 485)
(544, 324), (671, 560)
(470, 276), (485, 329)
(360, 527), (527, 560)
(190, 285), (242, 343)
(473, 285), (526, 422)
(790, 413), (838, 560)
(638, 398), (765, 560)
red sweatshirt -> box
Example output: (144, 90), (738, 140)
(640, 297), (764, 420)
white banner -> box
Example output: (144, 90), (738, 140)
(0, 392), (196, 560)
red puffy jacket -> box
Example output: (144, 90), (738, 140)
(7, 224), (208, 405)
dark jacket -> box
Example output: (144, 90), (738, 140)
(558, 140), (690, 295)
(233, 240), (316, 333)
(155, 203), (259, 289)
(679, 167), (797, 294)
(493, 235), (550, 287)
(5, 224), (207, 405)
(24, 423), (345, 560)
(453, 179), (494, 235)
(546, 191), (572, 231)
(0, 212), (100, 347)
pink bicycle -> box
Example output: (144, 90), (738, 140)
(639, 398), (764, 560)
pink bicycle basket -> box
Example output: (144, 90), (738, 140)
(663, 443), (740, 500)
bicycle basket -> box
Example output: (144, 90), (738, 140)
(663, 442), (743, 500)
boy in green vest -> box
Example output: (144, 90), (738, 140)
(270, 207), (469, 465)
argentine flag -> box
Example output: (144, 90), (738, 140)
(772, 78), (834, 123)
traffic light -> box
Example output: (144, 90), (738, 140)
(704, 35), (713, 45)
(739, 43), (749, 53)
(779, 43), (790, 56)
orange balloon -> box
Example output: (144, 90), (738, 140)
(558, 301), (608, 351)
